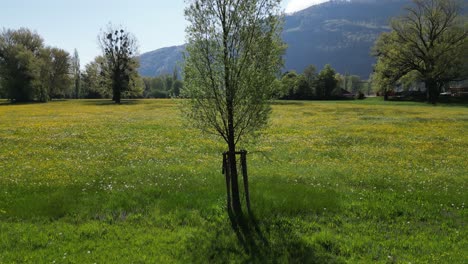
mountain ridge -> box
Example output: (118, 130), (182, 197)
(138, 0), (410, 79)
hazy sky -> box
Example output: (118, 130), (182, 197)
(285, 0), (329, 13)
(0, 0), (326, 67)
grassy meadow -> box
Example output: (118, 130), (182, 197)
(0, 98), (466, 263)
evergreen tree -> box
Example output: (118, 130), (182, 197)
(71, 49), (81, 99)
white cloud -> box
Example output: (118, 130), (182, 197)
(285, 0), (330, 13)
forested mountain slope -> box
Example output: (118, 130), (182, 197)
(138, 0), (409, 78)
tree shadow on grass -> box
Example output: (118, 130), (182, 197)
(271, 101), (305, 106)
(0, 100), (47, 106)
(79, 99), (141, 106)
(227, 208), (339, 263)
(227, 208), (270, 262)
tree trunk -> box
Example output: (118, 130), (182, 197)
(227, 123), (242, 215)
(113, 81), (121, 104)
(425, 79), (438, 105)
(223, 153), (231, 209)
(75, 78), (80, 99)
(115, 91), (121, 104)
(221, 3), (241, 215)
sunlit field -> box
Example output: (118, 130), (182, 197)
(0, 99), (466, 263)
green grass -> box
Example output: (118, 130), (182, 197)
(0, 98), (466, 263)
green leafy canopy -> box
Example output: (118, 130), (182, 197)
(183, 0), (285, 146)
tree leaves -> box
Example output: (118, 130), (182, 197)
(183, 0), (284, 146)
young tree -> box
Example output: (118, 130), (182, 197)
(172, 67), (178, 81)
(372, 59), (396, 100)
(372, 32), (408, 100)
(171, 67), (183, 97)
(172, 79), (183, 97)
(348, 75), (362, 94)
(71, 49), (81, 99)
(280, 71), (300, 99)
(183, 0), (284, 214)
(48, 48), (72, 99)
(35, 47), (72, 101)
(316, 64), (338, 98)
(81, 56), (110, 98)
(98, 25), (139, 103)
(164, 74), (174, 94)
(302, 64), (317, 98)
(373, 0), (467, 104)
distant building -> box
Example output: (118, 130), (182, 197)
(395, 82), (426, 93)
(449, 79), (468, 97)
(341, 88), (354, 98)
(394, 79), (468, 97)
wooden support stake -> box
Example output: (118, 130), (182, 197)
(222, 150), (251, 212)
(223, 152), (231, 209)
(241, 150), (251, 212)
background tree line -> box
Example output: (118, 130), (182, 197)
(0, 28), (72, 102)
(141, 68), (183, 98)
(278, 64), (368, 100)
(0, 26), (146, 103)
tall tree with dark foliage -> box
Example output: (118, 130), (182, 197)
(99, 25), (139, 104)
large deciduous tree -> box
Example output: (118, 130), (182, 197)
(0, 28), (71, 102)
(0, 28), (44, 102)
(183, 0), (284, 214)
(98, 25), (139, 104)
(373, 0), (468, 104)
